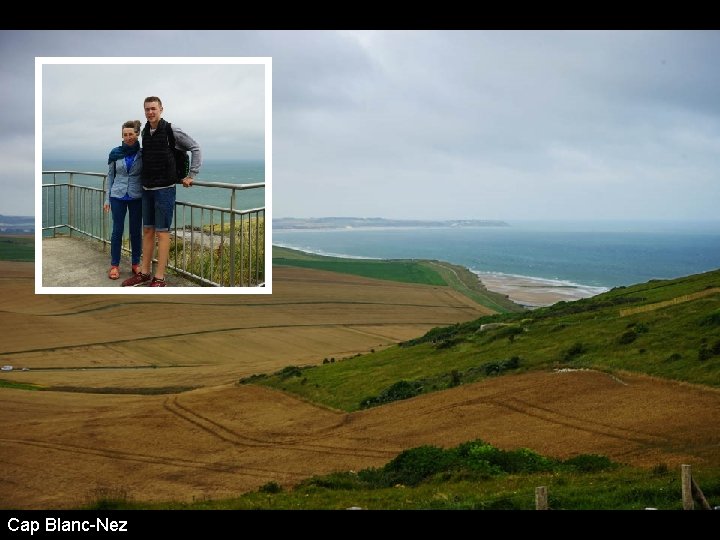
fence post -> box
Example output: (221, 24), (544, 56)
(681, 464), (693, 510)
(68, 172), (74, 236)
(229, 189), (236, 287)
(535, 486), (548, 510)
(52, 173), (57, 238)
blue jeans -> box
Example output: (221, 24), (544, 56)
(110, 197), (142, 266)
(142, 186), (176, 232)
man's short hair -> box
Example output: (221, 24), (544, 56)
(144, 96), (163, 108)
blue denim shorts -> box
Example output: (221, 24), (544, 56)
(142, 186), (176, 232)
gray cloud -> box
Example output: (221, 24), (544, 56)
(1, 29), (719, 220)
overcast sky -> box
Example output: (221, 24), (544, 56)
(42, 62), (266, 162)
(2, 30), (719, 220)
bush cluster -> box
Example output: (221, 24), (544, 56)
(294, 440), (616, 491)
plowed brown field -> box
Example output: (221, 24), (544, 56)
(1, 262), (719, 509)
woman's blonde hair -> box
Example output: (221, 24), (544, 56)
(122, 120), (142, 134)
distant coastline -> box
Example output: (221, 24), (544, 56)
(274, 217), (509, 230)
(0, 214), (34, 234)
(273, 244), (601, 309)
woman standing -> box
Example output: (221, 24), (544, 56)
(104, 120), (143, 279)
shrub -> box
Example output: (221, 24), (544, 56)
(665, 353), (682, 362)
(562, 454), (616, 472)
(563, 342), (588, 362)
(359, 380), (423, 409)
(449, 370), (462, 387)
(700, 310), (720, 326)
(277, 366), (302, 379)
(381, 445), (455, 486)
(502, 356), (521, 370)
(502, 447), (556, 473)
(711, 340), (720, 356)
(698, 347), (712, 362)
(618, 330), (638, 345)
(456, 441), (554, 473)
(259, 481), (282, 493)
(483, 362), (501, 376)
(299, 473), (362, 491)
(238, 373), (267, 385)
(435, 338), (463, 350)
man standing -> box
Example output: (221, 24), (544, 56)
(122, 96), (202, 287)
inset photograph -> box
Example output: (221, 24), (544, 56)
(36, 57), (271, 293)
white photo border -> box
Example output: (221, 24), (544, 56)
(35, 57), (272, 295)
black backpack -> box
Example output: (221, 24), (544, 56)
(166, 123), (190, 183)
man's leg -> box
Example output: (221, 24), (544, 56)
(155, 231), (170, 280)
(151, 186), (176, 283)
(140, 190), (155, 275)
(142, 226), (156, 275)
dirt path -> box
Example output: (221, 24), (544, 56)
(619, 287), (720, 317)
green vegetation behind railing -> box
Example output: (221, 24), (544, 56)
(171, 216), (265, 287)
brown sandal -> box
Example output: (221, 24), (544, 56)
(108, 266), (120, 280)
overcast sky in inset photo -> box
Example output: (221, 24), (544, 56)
(41, 62), (265, 162)
(2, 30), (720, 220)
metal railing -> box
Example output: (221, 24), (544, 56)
(42, 171), (265, 287)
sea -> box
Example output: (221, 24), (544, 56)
(42, 158), (265, 212)
(273, 221), (720, 295)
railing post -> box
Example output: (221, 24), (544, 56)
(68, 172), (74, 235)
(255, 210), (260, 285)
(220, 211), (225, 284)
(190, 207), (195, 280)
(229, 189), (236, 286)
(52, 173), (57, 238)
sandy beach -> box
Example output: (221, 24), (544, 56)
(475, 272), (608, 308)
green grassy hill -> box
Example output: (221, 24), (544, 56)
(250, 268), (720, 411)
(273, 246), (523, 313)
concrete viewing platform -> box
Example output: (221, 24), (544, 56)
(41, 235), (200, 288)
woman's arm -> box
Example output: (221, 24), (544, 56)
(104, 161), (115, 212)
